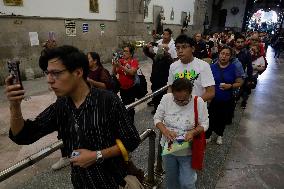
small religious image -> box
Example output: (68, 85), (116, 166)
(89, 0), (99, 13)
(3, 0), (23, 6)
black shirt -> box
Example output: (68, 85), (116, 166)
(236, 49), (253, 80)
(9, 88), (141, 189)
(143, 46), (173, 90)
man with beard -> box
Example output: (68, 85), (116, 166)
(233, 33), (253, 109)
(193, 33), (209, 59)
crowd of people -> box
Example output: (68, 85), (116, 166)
(4, 28), (282, 188)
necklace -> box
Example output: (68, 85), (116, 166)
(71, 98), (88, 132)
(72, 108), (84, 132)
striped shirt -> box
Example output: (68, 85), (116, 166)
(9, 88), (141, 189)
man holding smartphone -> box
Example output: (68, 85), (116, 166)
(5, 45), (141, 188)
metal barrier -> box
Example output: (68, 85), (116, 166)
(126, 85), (169, 109)
(0, 85), (169, 186)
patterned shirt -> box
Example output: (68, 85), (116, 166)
(9, 88), (141, 189)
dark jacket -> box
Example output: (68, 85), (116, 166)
(236, 48), (253, 80)
(143, 46), (173, 90)
(194, 40), (208, 59)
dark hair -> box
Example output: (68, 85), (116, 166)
(172, 78), (193, 93)
(219, 45), (235, 60)
(122, 44), (135, 57)
(194, 33), (203, 38)
(39, 45), (89, 80)
(234, 32), (245, 41)
(164, 28), (173, 35)
(175, 34), (196, 47)
(88, 51), (102, 67)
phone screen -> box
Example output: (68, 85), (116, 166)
(7, 60), (23, 89)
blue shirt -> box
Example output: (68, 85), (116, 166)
(211, 63), (241, 101)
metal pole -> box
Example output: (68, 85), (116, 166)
(126, 85), (168, 110)
(0, 140), (63, 182)
(155, 131), (164, 175)
(146, 130), (156, 184)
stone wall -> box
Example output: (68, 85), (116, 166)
(0, 17), (119, 85)
(0, 0), (206, 85)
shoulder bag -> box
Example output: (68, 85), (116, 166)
(191, 96), (206, 170)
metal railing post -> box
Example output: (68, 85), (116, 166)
(0, 140), (63, 182)
(155, 131), (164, 175)
(146, 130), (156, 184)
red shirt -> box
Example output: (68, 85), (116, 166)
(116, 58), (139, 89)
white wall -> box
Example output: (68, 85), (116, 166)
(222, 0), (247, 28)
(0, 0), (116, 20)
(144, 0), (195, 25)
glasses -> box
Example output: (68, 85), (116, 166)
(175, 44), (191, 51)
(173, 97), (190, 106)
(220, 52), (231, 57)
(43, 69), (67, 80)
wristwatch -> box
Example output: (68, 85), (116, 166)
(96, 150), (104, 163)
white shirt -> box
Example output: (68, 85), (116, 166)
(154, 94), (209, 155)
(154, 38), (177, 59)
(167, 58), (215, 97)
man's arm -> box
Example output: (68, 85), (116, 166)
(70, 145), (124, 168)
(5, 76), (25, 136)
(9, 103), (24, 136)
(201, 85), (215, 102)
(6, 76), (58, 144)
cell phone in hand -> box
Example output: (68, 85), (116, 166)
(71, 151), (80, 158)
(7, 59), (23, 89)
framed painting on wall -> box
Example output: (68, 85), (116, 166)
(3, 0), (23, 6)
(90, 0), (99, 13)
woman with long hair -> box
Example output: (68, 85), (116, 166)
(87, 51), (113, 90)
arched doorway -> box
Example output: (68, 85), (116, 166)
(242, 0), (284, 33)
(247, 9), (278, 34)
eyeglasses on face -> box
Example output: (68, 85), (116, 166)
(43, 69), (68, 80)
(173, 97), (190, 106)
(174, 98), (189, 103)
(175, 44), (191, 51)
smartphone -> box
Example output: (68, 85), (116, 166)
(71, 151), (80, 158)
(7, 60), (23, 89)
